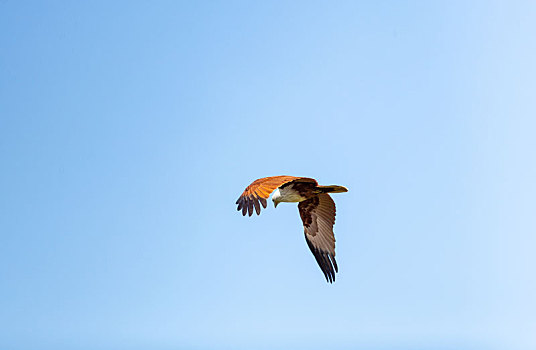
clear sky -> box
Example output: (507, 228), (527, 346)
(1, 1), (535, 349)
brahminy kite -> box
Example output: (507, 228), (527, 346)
(236, 176), (348, 283)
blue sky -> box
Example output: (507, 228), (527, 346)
(1, 1), (535, 349)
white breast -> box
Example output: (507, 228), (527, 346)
(276, 185), (307, 203)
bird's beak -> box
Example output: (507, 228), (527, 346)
(274, 201), (279, 208)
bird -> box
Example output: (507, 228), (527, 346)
(236, 176), (348, 283)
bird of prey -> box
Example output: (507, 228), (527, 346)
(236, 176), (348, 283)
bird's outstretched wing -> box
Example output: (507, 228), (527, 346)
(298, 194), (338, 283)
(236, 176), (317, 216)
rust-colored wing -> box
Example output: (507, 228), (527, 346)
(298, 194), (338, 283)
(236, 176), (317, 216)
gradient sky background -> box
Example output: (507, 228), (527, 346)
(1, 1), (535, 349)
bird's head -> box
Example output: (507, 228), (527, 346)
(272, 188), (281, 208)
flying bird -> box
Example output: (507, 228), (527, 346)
(236, 176), (348, 283)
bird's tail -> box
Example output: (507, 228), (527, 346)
(316, 185), (348, 193)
